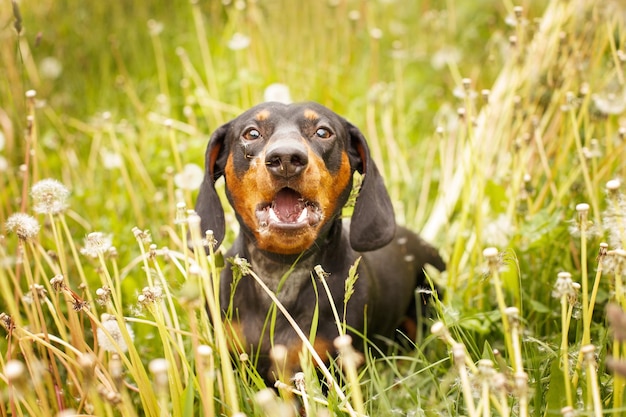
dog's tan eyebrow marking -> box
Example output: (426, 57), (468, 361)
(303, 109), (319, 120)
(255, 109), (271, 121)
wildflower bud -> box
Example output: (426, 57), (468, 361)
(509, 35), (517, 47)
(431, 321), (448, 338)
(50, 275), (65, 291)
(513, 5), (523, 18)
(505, 306), (520, 326)
(581, 344), (596, 364)
(580, 83), (590, 96)
(197, 344), (213, 358)
(452, 343), (466, 365)
(5, 360), (27, 387)
(25, 89), (37, 99)
(457, 107), (466, 120)
(561, 406), (576, 417)
(483, 247), (500, 269)
(492, 372), (508, 394)
(435, 126), (444, 136)
(483, 247), (499, 259)
(576, 203), (590, 213)
(334, 334), (353, 351)
(293, 371), (306, 392)
(619, 126), (626, 140)
(348, 10), (360, 21)
(187, 212), (201, 229)
(175, 202), (187, 223)
(369, 28), (383, 40)
(108, 354), (123, 386)
(607, 179), (621, 192)
(164, 119), (173, 128)
(481, 89), (490, 103)
(598, 242), (609, 260)
(462, 78), (471, 92)
(314, 264), (329, 281)
(0, 313), (14, 331)
(255, 388), (280, 412)
(78, 353), (96, 386)
(149, 358), (169, 391)
(514, 371), (528, 394)
(269, 344), (288, 372)
(204, 229), (217, 249)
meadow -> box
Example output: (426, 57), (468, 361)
(1, 0), (626, 415)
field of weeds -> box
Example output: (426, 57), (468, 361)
(1, 0), (626, 415)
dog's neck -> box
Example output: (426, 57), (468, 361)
(241, 218), (343, 308)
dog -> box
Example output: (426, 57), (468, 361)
(194, 101), (445, 382)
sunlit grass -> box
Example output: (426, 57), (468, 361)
(1, 0), (626, 415)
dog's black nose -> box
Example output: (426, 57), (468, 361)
(265, 142), (309, 178)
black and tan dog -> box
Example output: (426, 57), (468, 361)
(195, 101), (444, 381)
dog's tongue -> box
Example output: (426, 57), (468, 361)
(273, 188), (305, 222)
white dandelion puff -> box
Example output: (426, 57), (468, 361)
(97, 314), (133, 353)
(227, 32), (251, 51)
(263, 83), (292, 104)
(81, 232), (113, 258)
(5, 213), (40, 241)
(174, 163), (204, 190)
(31, 178), (70, 215)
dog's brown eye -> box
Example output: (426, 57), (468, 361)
(315, 127), (332, 139)
(243, 128), (261, 140)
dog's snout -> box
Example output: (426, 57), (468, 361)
(265, 142), (309, 178)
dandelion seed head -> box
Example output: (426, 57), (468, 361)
(50, 275), (64, 291)
(369, 27), (383, 39)
(431, 47), (461, 70)
(174, 163), (204, 190)
(592, 90), (626, 115)
(348, 10), (361, 21)
(5, 213), (40, 241)
(552, 271), (579, 303)
(101, 149), (123, 170)
(31, 178), (70, 214)
(147, 19), (164, 36)
(227, 32), (250, 50)
(263, 83), (292, 104)
(576, 203), (590, 212)
(4, 359), (26, 383)
(607, 179), (621, 191)
(80, 232), (113, 258)
(97, 315), (132, 353)
(39, 57), (63, 80)
(430, 321), (447, 337)
(138, 286), (163, 305)
(149, 358), (169, 388)
(197, 344), (213, 357)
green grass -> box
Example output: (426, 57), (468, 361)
(1, 0), (626, 415)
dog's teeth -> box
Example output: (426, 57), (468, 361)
(269, 208), (280, 222)
(297, 207), (308, 223)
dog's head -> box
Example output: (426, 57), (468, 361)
(195, 102), (395, 254)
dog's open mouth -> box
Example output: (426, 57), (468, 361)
(256, 188), (322, 230)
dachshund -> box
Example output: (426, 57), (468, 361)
(194, 101), (445, 382)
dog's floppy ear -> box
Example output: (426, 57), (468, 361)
(195, 123), (231, 249)
(347, 123), (396, 252)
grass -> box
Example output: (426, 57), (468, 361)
(1, 0), (626, 415)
